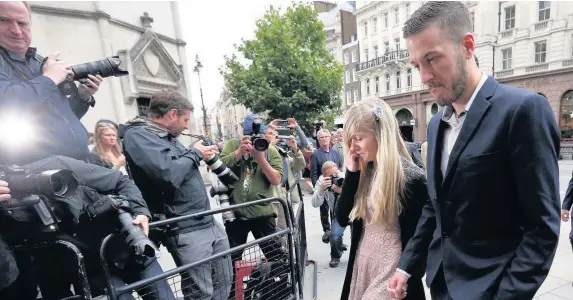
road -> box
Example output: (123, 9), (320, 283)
(157, 161), (573, 299)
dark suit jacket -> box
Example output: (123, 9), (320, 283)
(398, 77), (561, 300)
(562, 175), (573, 240)
(336, 160), (428, 300)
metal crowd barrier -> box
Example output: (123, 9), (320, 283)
(99, 197), (299, 300)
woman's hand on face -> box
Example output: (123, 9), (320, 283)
(345, 149), (360, 172)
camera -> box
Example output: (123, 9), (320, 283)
(251, 117), (269, 151)
(328, 174), (344, 191)
(0, 166), (79, 229)
(201, 137), (240, 223)
(83, 194), (159, 259)
(313, 120), (323, 132)
(276, 119), (288, 127)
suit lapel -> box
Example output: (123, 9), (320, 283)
(443, 77), (498, 184)
(427, 116), (445, 196)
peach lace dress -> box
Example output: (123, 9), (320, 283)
(348, 197), (402, 300)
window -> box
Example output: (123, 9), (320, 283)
(374, 45), (379, 58)
(375, 76), (380, 94)
(394, 7), (399, 25)
(385, 73), (390, 91)
(383, 12), (388, 28)
(137, 97), (150, 116)
(505, 6), (515, 30)
(363, 21), (368, 36)
(534, 40), (547, 63)
(364, 48), (369, 61)
(538, 1), (550, 22)
(345, 71), (350, 84)
(406, 3), (411, 18)
(366, 79), (371, 95)
(407, 69), (412, 88)
(352, 69), (357, 82)
(396, 72), (401, 90)
(470, 12), (475, 32)
(384, 41), (390, 54)
(372, 17), (377, 33)
(502, 48), (512, 70)
(394, 38), (400, 51)
(346, 91), (351, 105)
(351, 50), (357, 62)
(354, 90), (359, 102)
(344, 53), (349, 64)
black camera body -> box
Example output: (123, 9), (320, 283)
(328, 174), (344, 191)
(313, 120), (323, 132)
(250, 117), (269, 152)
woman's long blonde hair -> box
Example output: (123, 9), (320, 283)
(344, 97), (412, 225)
(94, 122), (122, 163)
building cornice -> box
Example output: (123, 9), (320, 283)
(30, 4), (186, 46)
(497, 66), (573, 83)
(355, 2), (384, 18)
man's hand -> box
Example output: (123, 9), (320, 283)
(193, 140), (218, 160)
(78, 74), (104, 100)
(288, 135), (298, 152)
(0, 181), (10, 201)
(42, 52), (74, 85)
(332, 183), (342, 194)
(132, 215), (150, 236)
(388, 272), (409, 299)
(562, 209), (570, 222)
(251, 147), (266, 162)
(287, 118), (298, 128)
(235, 136), (252, 159)
(321, 177), (332, 191)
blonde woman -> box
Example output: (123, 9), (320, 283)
(335, 97), (428, 300)
(87, 120), (128, 175)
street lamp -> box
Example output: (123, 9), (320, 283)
(193, 54), (210, 137)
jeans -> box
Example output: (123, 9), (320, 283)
(165, 222), (232, 300)
(320, 201), (331, 232)
(330, 218), (346, 259)
(107, 258), (176, 300)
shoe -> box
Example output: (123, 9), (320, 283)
(329, 258), (340, 268)
(342, 244), (348, 252)
(322, 230), (331, 243)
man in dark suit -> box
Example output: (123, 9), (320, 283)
(562, 176), (573, 252)
(388, 2), (561, 300)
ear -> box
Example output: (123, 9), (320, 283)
(461, 33), (475, 59)
(167, 109), (178, 119)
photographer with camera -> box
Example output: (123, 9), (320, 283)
(121, 89), (231, 300)
(311, 120), (327, 147)
(0, 1), (104, 166)
(311, 161), (347, 268)
(0, 155), (175, 300)
(219, 114), (285, 293)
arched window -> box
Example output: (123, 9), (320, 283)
(560, 91), (573, 139)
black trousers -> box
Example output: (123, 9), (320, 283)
(320, 201), (331, 232)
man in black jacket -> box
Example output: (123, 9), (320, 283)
(0, 156), (174, 300)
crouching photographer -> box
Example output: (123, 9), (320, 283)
(121, 89), (231, 300)
(0, 156), (174, 300)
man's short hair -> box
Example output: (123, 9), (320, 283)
(22, 1), (31, 13)
(322, 161), (337, 174)
(148, 89), (193, 119)
(402, 1), (472, 43)
(317, 129), (331, 137)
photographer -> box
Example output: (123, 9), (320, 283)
(0, 180), (17, 292)
(311, 120), (327, 147)
(311, 161), (346, 268)
(0, 1), (103, 165)
(220, 114), (284, 293)
(0, 156), (174, 300)
(121, 89), (231, 300)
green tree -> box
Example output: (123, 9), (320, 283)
(221, 2), (344, 131)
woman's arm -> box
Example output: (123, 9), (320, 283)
(335, 170), (361, 227)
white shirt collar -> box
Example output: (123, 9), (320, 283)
(442, 73), (488, 121)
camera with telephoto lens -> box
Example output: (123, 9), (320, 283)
(199, 137), (240, 223)
(83, 194), (159, 260)
(328, 174), (344, 192)
(0, 165), (78, 230)
(250, 117), (269, 151)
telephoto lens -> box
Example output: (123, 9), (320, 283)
(68, 56), (129, 82)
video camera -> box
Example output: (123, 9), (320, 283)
(0, 165), (78, 231)
(184, 134), (239, 223)
(250, 117), (269, 151)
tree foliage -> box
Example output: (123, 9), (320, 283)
(221, 2), (344, 131)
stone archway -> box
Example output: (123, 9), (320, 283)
(560, 90), (573, 140)
(396, 108), (414, 142)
